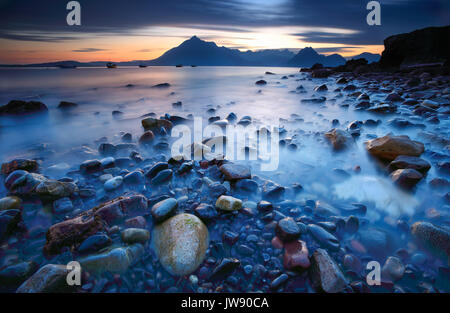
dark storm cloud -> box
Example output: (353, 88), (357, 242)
(0, 0), (448, 45)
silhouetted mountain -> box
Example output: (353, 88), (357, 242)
(287, 47), (346, 67)
(240, 49), (295, 66)
(148, 36), (248, 66)
(348, 52), (380, 63)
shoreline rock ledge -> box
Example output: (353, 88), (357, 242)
(152, 213), (209, 276)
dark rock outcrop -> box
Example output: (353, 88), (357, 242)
(379, 26), (450, 68)
(0, 100), (48, 115)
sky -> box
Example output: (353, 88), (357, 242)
(0, 0), (448, 64)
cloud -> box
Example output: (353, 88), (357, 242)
(0, 0), (448, 46)
(72, 48), (108, 52)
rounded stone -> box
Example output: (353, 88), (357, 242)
(0, 196), (21, 211)
(151, 198), (178, 223)
(104, 176), (123, 191)
(121, 228), (150, 244)
(152, 213), (209, 276)
(215, 195), (242, 211)
(276, 217), (301, 242)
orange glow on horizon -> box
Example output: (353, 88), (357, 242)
(0, 26), (385, 64)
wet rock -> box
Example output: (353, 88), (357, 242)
(367, 103), (397, 114)
(390, 168), (423, 189)
(365, 135), (424, 161)
(16, 264), (72, 293)
(194, 203), (218, 222)
(98, 143), (117, 156)
(210, 258), (240, 281)
(215, 195), (242, 211)
(34, 179), (78, 200)
(382, 256), (405, 282)
(58, 101), (77, 109)
(152, 213), (209, 276)
(309, 248), (348, 293)
(139, 131), (155, 145)
(257, 200), (273, 212)
(44, 214), (106, 256)
(324, 129), (353, 150)
(385, 93), (403, 102)
(411, 221), (449, 259)
(125, 216), (146, 229)
(219, 164), (251, 181)
(79, 244), (144, 274)
(311, 69), (331, 78)
(151, 169), (173, 185)
(222, 231), (239, 246)
(80, 160), (102, 173)
(358, 228), (388, 256)
(262, 182), (285, 200)
(5, 170), (45, 195)
(0, 261), (37, 290)
(141, 118), (173, 133)
(151, 198), (177, 223)
(104, 176), (123, 191)
(121, 228), (150, 244)
(78, 234), (112, 254)
(276, 217), (301, 242)
(255, 80), (267, 85)
(283, 240), (310, 270)
(235, 179), (258, 193)
(123, 171), (144, 185)
(379, 25), (450, 68)
(314, 201), (339, 216)
(145, 162), (168, 179)
(314, 84), (328, 92)
(308, 224), (340, 251)
(0, 196), (21, 211)
(270, 273), (289, 290)
(388, 155), (431, 174)
(52, 197), (73, 214)
(0, 209), (21, 241)
(0, 100), (48, 116)
(1, 159), (39, 175)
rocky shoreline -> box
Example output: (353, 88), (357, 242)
(0, 31), (449, 292)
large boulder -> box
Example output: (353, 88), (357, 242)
(365, 135), (424, 161)
(379, 26), (450, 68)
(152, 213), (209, 276)
(0, 100), (48, 116)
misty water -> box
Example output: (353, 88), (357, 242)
(0, 66), (447, 224)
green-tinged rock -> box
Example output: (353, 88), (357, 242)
(78, 244), (144, 274)
(121, 228), (150, 244)
(35, 180), (78, 200)
(152, 213), (209, 276)
(215, 195), (242, 211)
(0, 196), (21, 211)
(16, 264), (72, 293)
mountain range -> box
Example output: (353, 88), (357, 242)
(1, 36), (380, 68)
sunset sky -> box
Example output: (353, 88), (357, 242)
(0, 0), (448, 64)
